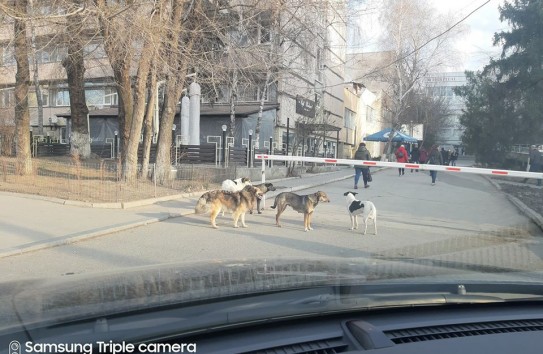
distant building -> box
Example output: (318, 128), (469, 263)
(424, 72), (467, 148)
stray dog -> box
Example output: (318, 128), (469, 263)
(220, 177), (252, 216)
(221, 177), (251, 192)
(195, 185), (263, 229)
(271, 191), (330, 231)
(252, 182), (277, 214)
(344, 191), (377, 235)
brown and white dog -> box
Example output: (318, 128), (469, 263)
(270, 191), (330, 231)
(195, 185), (263, 229)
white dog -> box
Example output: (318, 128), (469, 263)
(221, 177), (252, 192)
(344, 191), (377, 235)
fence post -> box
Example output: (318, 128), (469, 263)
(261, 154), (266, 208)
(222, 125), (227, 168)
(153, 163), (157, 197)
(248, 130), (253, 168)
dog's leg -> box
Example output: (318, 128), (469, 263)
(308, 212), (314, 230)
(210, 209), (221, 229)
(374, 212), (378, 235)
(363, 217), (368, 235)
(257, 198), (262, 214)
(275, 204), (286, 227)
(349, 215), (354, 230)
(354, 215), (358, 230)
(304, 213), (309, 232)
(233, 210), (240, 228)
(241, 212), (248, 228)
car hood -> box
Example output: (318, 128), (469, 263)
(1, 257), (542, 334)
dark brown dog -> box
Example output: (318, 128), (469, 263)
(270, 191), (330, 231)
(252, 182), (277, 214)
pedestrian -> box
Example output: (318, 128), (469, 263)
(395, 144), (409, 176)
(428, 144), (443, 185)
(353, 142), (372, 189)
(524, 145), (542, 186)
(410, 143), (420, 172)
(440, 147), (449, 166)
(450, 149), (458, 166)
(419, 145), (428, 164)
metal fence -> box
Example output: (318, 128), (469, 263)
(0, 157), (245, 203)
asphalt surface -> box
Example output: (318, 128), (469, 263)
(2, 155), (542, 270)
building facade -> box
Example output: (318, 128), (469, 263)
(0, 1), (354, 159)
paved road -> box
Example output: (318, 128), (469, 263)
(2, 166), (543, 281)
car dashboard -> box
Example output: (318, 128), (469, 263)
(185, 302), (543, 354)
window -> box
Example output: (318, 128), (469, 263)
(0, 88), (14, 108)
(85, 87), (118, 106)
(84, 42), (107, 59)
(1, 46), (15, 66)
(344, 108), (355, 129)
(29, 89), (49, 107)
(55, 90), (70, 106)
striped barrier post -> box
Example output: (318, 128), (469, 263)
(255, 154), (543, 180)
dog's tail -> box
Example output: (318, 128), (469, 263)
(194, 194), (209, 214)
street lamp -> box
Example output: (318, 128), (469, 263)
(248, 129), (253, 168)
(222, 125), (227, 168)
(114, 130), (118, 159)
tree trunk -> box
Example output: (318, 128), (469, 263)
(154, 1), (198, 184)
(254, 71), (271, 144)
(123, 37), (155, 181)
(63, 0), (90, 159)
(141, 65), (158, 179)
(13, 0), (32, 175)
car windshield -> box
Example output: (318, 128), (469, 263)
(1, 0), (543, 348)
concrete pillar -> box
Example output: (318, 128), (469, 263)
(180, 95), (190, 145)
(189, 82), (201, 145)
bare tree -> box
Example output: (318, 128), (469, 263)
(373, 0), (463, 154)
(62, 0), (91, 159)
(13, 0), (32, 174)
(154, 0), (200, 184)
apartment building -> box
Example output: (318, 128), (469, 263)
(0, 1), (351, 159)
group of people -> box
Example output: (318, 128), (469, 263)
(353, 142), (452, 188)
(394, 143), (444, 185)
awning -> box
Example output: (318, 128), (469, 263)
(364, 128), (418, 143)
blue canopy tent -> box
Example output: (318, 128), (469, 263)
(363, 128), (418, 143)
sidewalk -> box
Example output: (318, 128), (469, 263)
(0, 167), (357, 258)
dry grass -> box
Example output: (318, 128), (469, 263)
(0, 156), (217, 203)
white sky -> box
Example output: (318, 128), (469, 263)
(351, 0), (509, 72)
(435, 0), (507, 71)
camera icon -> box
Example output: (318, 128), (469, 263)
(9, 341), (21, 354)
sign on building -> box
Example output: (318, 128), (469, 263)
(296, 95), (316, 118)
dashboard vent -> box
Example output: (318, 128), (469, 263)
(242, 337), (348, 354)
(384, 319), (543, 344)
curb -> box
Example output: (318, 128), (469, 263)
(484, 175), (543, 231)
(0, 212), (192, 259)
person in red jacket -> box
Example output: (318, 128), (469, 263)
(395, 144), (409, 176)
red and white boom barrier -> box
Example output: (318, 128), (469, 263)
(255, 154), (543, 180)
